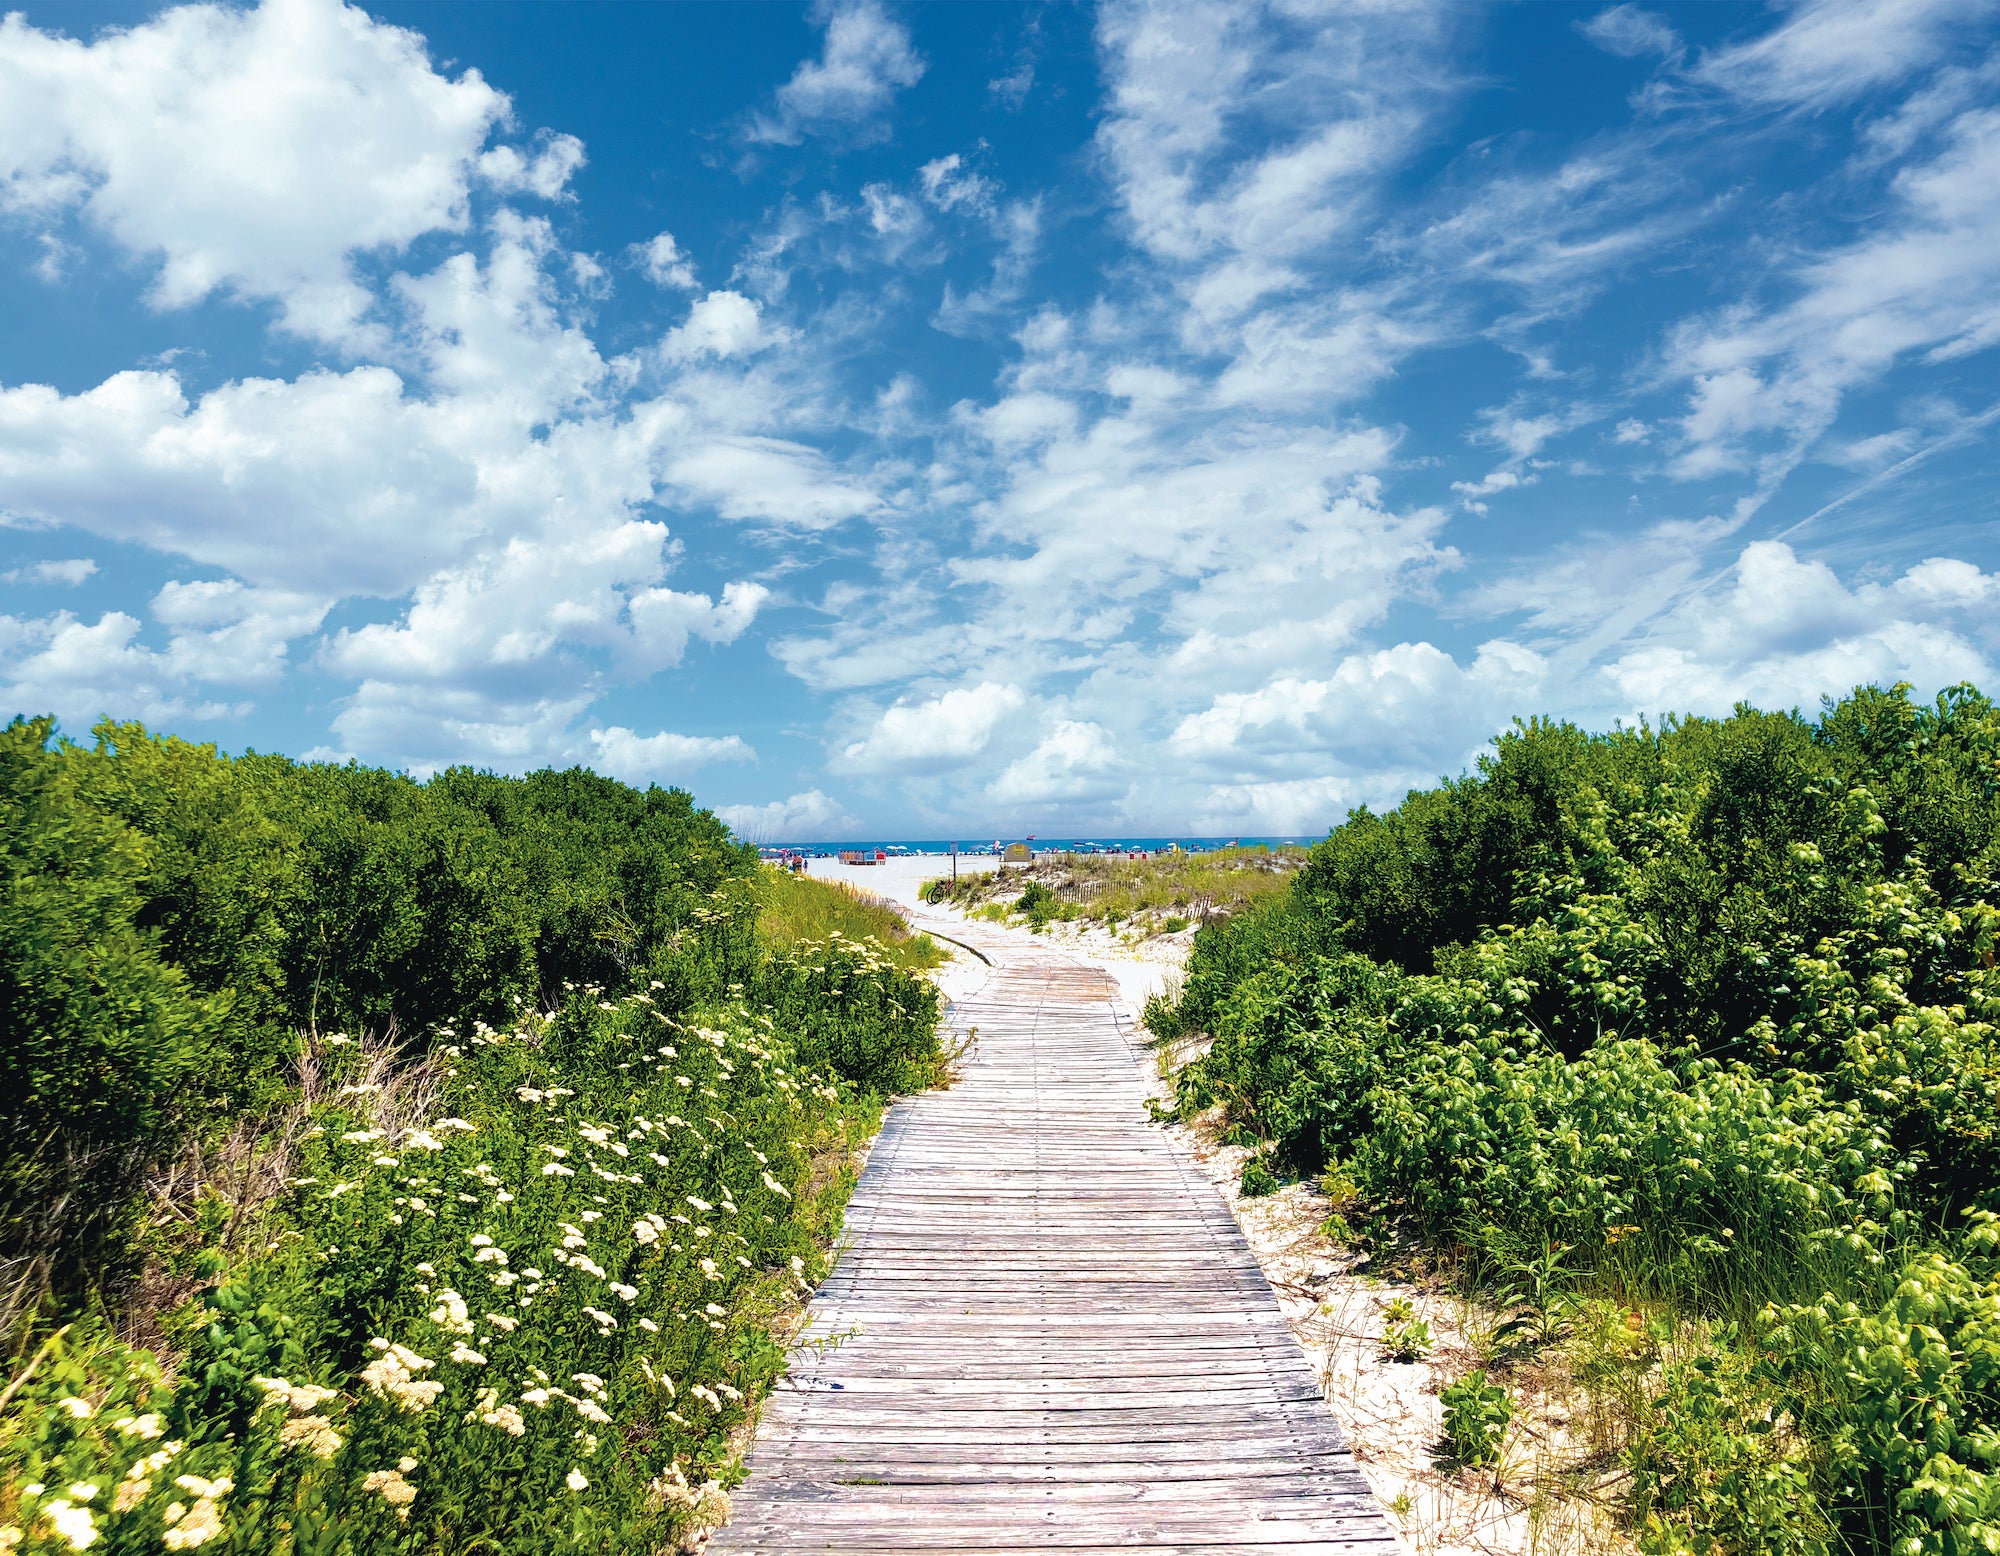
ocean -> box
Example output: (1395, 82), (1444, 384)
(752, 835), (1314, 856)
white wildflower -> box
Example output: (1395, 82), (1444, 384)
(45, 1499), (99, 1549)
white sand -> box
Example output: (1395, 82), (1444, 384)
(798, 852), (998, 910)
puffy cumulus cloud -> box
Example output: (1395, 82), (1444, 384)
(746, 0), (925, 147)
(1171, 640), (1547, 774)
(714, 788), (859, 842)
(0, 367), (482, 596)
(151, 579), (330, 685)
(319, 528), (767, 770)
(626, 582), (769, 674)
(477, 132), (586, 200)
(836, 682), (1027, 776)
(0, 0), (573, 344)
(985, 720), (1119, 808)
(662, 291), (771, 362)
(1601, 541), (2000, 717)
(634, 231), (699, 291)
(585, 726), (755, 786)
(0, 197), (785, 776)
(1193, 776), (1353, 838)
(0, 609), (243, 729)
(0, 204), (642, 599)
(325, 679), (599, 778)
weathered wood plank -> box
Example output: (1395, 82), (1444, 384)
(709, 923), (1398, 1554)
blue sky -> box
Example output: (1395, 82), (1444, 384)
(3, 0), (1999, 839)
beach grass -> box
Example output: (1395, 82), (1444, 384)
(927, 845), (1307, 934)
(758, 864), (946, 971)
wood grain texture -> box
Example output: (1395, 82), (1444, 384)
(710, 921), (1399, 1554)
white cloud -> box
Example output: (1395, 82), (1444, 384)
(634, 230), (698, 290)
(1692, 0), (1995, 111)
(837, 681), (1026, 775)
(478, 132), (586, 200)
(917, 153), (994, 215)
(662, 291), (769, 361)
(1171, 640), (1547, 774)
(586, 725), (755, 785)
(1580, 6), (1682, 62)
(746, 0), (925, 146)
(988, 59), (1034, 109)
(1193, 776), (1352, 837)
(152, 579), (329, 685)
(986, 720), (1119, 807)
(664, 437), (880, 529)
(1664, 103), (2000, 486)
(2, 557), (95, 585)
(0, 367), (483, 596)
(714, 788), (859, 841)
(1602, 541), (1999, 716)
(0, 0), (571, 344)
(0, 609), (241, 729)
(1451, 468), (1528, 500)
(321, 528), (765, 712)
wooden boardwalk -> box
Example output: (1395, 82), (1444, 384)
(712, 925), (1400, 1554)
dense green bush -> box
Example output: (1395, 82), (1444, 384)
(1159, 683), (2000, 1554)
(0, 718), (759, 1327)
(0, 714), (950, 1553)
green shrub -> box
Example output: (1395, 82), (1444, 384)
(1630, 1346), (1830, 1556)
(1440, 1369), (1513, 1466)
(0, 718), (761, 1326)
(1157, 683), (2000, 1551)
(0, 718), (231, 1310)
(1238, 1157), (1279, 1198)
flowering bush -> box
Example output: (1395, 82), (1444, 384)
(2, 944), (942, 1552)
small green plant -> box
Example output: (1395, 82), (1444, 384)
(1488, 1235), (1580, 1348)
(1014, 880), (1060, 930)
(1160, 915), (1191, 934)
(1379, 1299), (1434, 1362)
(1319, 1162), (1361, 1208)
(1239, 1156), (1280, 1197)
(1440, 1369), (1513, 1467)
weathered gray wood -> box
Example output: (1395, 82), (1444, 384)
(709, 924), (1399, 1554)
